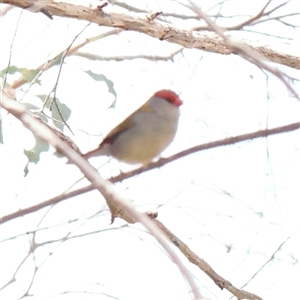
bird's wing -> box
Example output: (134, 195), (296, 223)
(100, 101), (153, 145)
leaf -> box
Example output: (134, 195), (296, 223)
(36, 95), (71, 131)
(3, 65), (39, 83)
(3, 65), (20, 74)
(51, 99), (71, 131)
(23, 137), (49, 176)
(85, 70), (117, 101)
(36, 94), (53, 109)
(23, 103), (40, 111)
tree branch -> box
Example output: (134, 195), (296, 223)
(1, 0), (299, 69)
(0, 88), (202, 300)
(155, 219), (263, 300)
(1, 121), (299, 224)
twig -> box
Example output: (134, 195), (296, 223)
(3, 0), (298, 70)
(181, 1), (299, 99)
(155, 219), (263, 300)
(1, 121), (299, 224)
(0, 89), (202, 300)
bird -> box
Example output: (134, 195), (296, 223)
(82, 89), (183, 165)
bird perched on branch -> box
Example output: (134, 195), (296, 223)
(82, 89), (183, 165)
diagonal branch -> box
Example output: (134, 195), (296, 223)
(10, 28), (122, 89)
(155, 219), (263, 300)
(0, 88), (202, 300)
(1, 121), (299, 224)
(1, 0), (299, 70)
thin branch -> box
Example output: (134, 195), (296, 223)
(1, 121), (299, 224)
(10, 29), (122, 89)
(239, 236), (292, 290)
(41, 23), (91, 135)
(222, 1), (290, 31)
(74, 47), (184, 61)
(0, 89), (202, 300)
(193, 1), (271, 31)
(3, 8), (22, 88)
(181, 2), (299, 98)
(2, 0), (299, 70)
(154, 219), (263, 300)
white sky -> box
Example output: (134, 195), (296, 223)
(0, 1), (300, 300)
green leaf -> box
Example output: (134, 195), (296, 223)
(36, 95), (71, 131)
(24, 137), (49, 175)
(85, 70), (117, 100)
(51, 99), (71, 131)
(3, 65), (20, 74)
(23, 103), (40, 111)
(3, 65), (39, 82)
(36, 94), (51, 107)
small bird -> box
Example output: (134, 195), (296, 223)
(82, 89), (183, 165)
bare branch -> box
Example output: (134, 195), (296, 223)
(180, 2), (299, 98)
(0, 89), (202, 300)
(155, 219), (263, 300)
(1, 121), (299, 224)
(1, 0), (298, 70)
(10, 28), (122, 89)
(74, 47), (184, 61)
(193, 1), (271, 31)
(239, 236), (292, 290)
